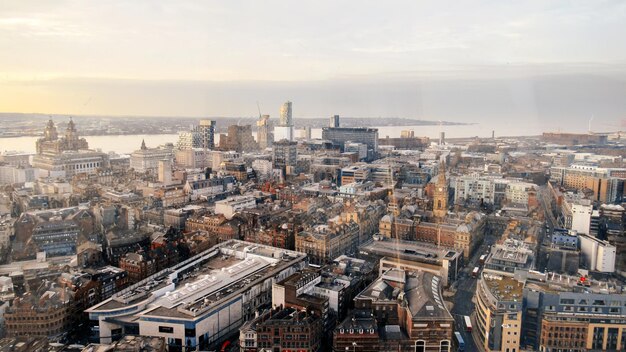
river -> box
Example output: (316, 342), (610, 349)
(0, 123), (541, 155)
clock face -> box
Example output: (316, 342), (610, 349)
(438, 187), (443, 192)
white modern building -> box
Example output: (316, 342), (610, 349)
(86, 240), (307, 351)
(579, 234), (616, 272)
(214, 195), (257, 219)
(273, 126), (294, 143)
(0, 165), (35, 185)
(453, 174), (536, 207)
(571, 201), (592, 235)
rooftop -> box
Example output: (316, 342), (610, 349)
(360, 238), (462, 265)
(482, 273), (524, 302)
(87, 240), (306, 321)
(358, 269), (453, 321)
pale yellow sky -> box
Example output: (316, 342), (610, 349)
(1, 0), (626, 117)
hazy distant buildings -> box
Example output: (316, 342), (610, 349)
(274, 101), (294, 142)
(279, 101), (292, 126)
(157, 159), (172, 185)
(129, 140), (174, 173)
(400, 130), (414, 138)
(329, 114), (340, 128)
(31, 118), (109, 178)
(177, 120), (216, 150)
(220, 125), (258, 152)
(542, 132), (608, 146)
(198, 119), (216, 149)
(256, 114), (273, 149)
(321, 127), (378, 161)
(272, 139), (297, 176)
(550, 164), (625, 203)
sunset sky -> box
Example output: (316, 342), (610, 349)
(1, 0), (625, 131)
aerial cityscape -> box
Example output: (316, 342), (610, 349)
(1, 1), (626, 352)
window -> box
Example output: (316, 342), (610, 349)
(159, 326), (174, 333)
(416, 340), (426, 352)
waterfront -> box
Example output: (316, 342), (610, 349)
(0, 123), (541, 155)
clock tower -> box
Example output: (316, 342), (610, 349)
(433, 160), (448, 219)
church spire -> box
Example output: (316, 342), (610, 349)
(437, 160), (446, 185)
(141, 139), (147, 150)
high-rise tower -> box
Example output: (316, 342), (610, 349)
(198, 120), (216, 149)
(279, 101), (292, 127)
(330, 115), (340, 128)
(275, 101), (294, 141)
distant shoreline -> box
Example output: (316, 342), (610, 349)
(0, 119), (474, 138)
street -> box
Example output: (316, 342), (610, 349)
(449, 230), (497, 352)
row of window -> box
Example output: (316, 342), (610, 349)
(560, 298), (623, 306)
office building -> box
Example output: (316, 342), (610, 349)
(523, 272), (626, 351)
(321, 127), (378, 161)
(198, 119), (216, 149)
(220, 125), (258, 152)
(31, 219), (80, 257)
(330, 115), (340, 128)
(86, 240), (307, 351)
(0, 165), (35, 185)
(272, 139), (297, 176)
(579, 234), (616, 272)
(344, 142), (368, 161)
(475, 272), (524, 352)
(453, 175), (537, 208)
(571, 201), (592, 235)
(550, 164), (625, 203)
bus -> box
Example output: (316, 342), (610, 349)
(479, 254), (487, 265)
(454, 331), (465, 352)
(471, 266), (480, 278)
(464, 315), (472, 332)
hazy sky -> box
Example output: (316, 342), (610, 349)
(1, 0), (626, 131)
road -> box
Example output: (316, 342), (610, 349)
(450, 231), (497, 351)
